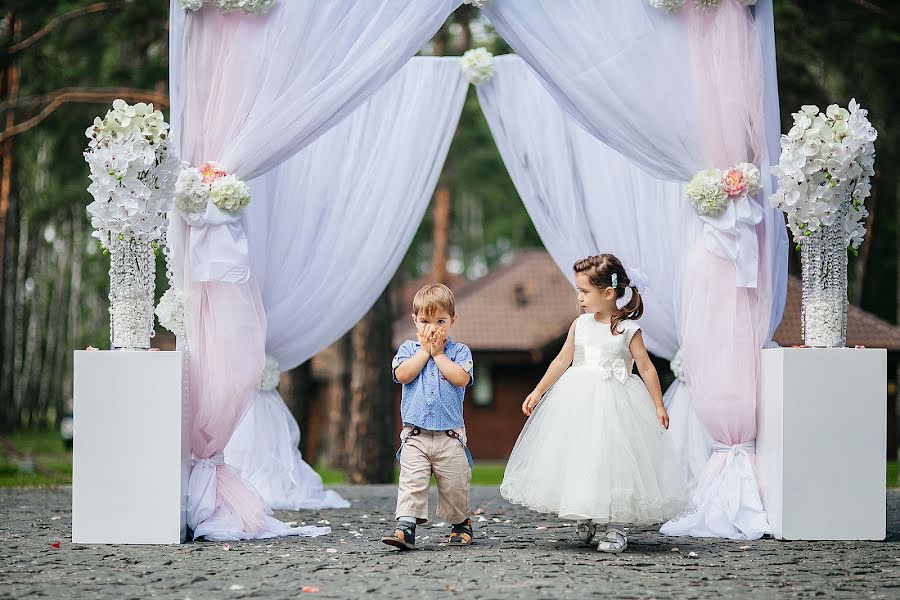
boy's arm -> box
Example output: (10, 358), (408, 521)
(430, 331), (472, 388)
(432, 352), (471, 388)
(393, 343), (431, 384)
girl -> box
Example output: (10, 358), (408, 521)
(500, 254), (686, 553)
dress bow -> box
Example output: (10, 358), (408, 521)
(598, 357), (629, 384)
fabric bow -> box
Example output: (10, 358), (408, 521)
(624, 265), (650, 293)
(182, 202), (250, 284)
(186, 452), (226, 531)
(712, 441), (757, 521)
(598, 357), (629, 384)
(699, 195), (764, 288)
(617, 265), (650, 309)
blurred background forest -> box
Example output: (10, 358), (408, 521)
(0, 1), (897, 481)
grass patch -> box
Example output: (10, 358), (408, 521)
(313, 461), (506, 487)
(1, 430), (896, 490)
(0, 429), (72, 488)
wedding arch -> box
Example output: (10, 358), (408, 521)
(167, 0), (787, 542)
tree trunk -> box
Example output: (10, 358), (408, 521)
(429, 23), (451, 285)
(0, 12), (21, 271)
(289, 361), (313, 459)
(324, 334), (351, 470)
(344, 285), (396, 484)
(431, 187), (451, 284)
(895, 175), (900, 477)
(64, 205), (83, 416)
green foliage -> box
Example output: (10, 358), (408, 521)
(774, 0), (898, 322)
(1, 2), (171, 430)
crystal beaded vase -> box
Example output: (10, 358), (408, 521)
(800, 199), (850, 348)
(108, 237), (156, 350)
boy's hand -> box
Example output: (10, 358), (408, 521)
(416, 325), (433, 354)
(429, 327), (447, 356)
(522, 390), (542, 416)
(656, 406), (670, 429)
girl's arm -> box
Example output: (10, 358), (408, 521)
(630, 330), (669, 429)
(522, 319), (577, 416)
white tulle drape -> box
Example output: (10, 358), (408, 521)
(481, 0), (789, 539)
(225, 58), (468, 510)
(477, 55), (714, 493)
(168, 0), (458, 540)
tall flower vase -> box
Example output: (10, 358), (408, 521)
(800, 200), (850, 348)
(108, 238), (156, 350)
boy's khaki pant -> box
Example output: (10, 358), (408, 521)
(395, 426), (471, 524)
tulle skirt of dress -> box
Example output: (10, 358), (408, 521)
(500, 367), (687, 525)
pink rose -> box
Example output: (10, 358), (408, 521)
(199, 162), (227, 184)
(722, 168), (747, 197)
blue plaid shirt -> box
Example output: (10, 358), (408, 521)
(392, 337), (474, 431)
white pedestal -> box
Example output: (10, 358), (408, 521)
(73, 350), (189, 544)
(758, 347), (886, 540)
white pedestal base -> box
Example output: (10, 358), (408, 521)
(758, 347), (886, 540)
(72, 350), (189, 544)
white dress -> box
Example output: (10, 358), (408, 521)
(500, 314), (686, 525)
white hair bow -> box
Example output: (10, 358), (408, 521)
(616, 265), (650, 309)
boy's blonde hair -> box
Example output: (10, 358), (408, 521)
(412, 283), (456, 318)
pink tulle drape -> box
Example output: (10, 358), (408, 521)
(169, 0), (457, 540)
(176, 10), (274, 539)
(662, 0), (774, 539)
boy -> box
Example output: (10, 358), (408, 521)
(381, 283), (475, 550)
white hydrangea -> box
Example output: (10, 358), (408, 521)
(84, 99), (179, 247)
(174, 168), (209, 218)
(650, 0), (754, 13)
(182, 0), (277, 15)
(155, 287), (185, 336)
(685, 168), (727, 217)
(460, 47), (494, 86)
(770, 99), (877, 250)
(259, 355), (280, 391)
(670, 350), (685, 383)
(210, 174), (252, 213)
(649, 0), (685, 13)
(213, 0), (278, 15)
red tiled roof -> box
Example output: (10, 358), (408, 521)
(393, 251), (579, 351)
(773, 276), (900, 350)
(398, 273), (469, 318)
(393, 250), (900, 352)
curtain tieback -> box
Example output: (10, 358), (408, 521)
(187, 452), (226, 531)
(191, 452), (226, 468)
(713, 441), (756, 456)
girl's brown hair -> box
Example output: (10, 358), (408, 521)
(572, 254), (643, 336)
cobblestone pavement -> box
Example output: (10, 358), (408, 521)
(1, 486), (898, 599)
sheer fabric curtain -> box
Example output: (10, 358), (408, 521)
(168, 0), (459, 540)
(477, 55), (713, 493)
(481, 0), (788, 538)
(225, 58), (469, 509)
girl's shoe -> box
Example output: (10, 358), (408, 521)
(381, 522), (417, 550)
(448, 519), (473, 546)
(597, 528), (627, 553)
(575, 520), (596, 544)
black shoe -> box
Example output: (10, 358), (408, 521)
(381, 522), (417, 550)
(448, 519), (473, 546)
